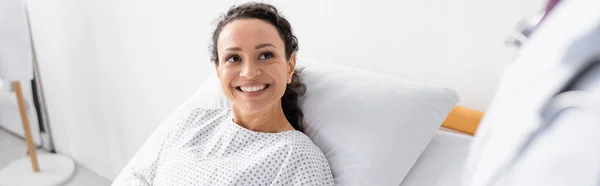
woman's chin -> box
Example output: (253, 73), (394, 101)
(230, 87), (283, 114)
(235, 101), (277, 114)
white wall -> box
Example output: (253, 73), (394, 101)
(27, 0), (544, 180)
(27, 0), (234, 179)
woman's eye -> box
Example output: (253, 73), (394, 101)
(226, 55), (241, 63)
(258, 52), (274, 60)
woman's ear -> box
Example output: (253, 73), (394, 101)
(287, 53), (297, 84)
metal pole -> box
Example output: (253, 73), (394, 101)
(26, 1), (56, 153)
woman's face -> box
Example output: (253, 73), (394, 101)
(215, 18), (296, 114)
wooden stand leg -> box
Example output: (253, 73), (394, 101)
(12, 81), (40, 172)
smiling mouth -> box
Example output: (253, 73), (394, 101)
(236, 84), (270, 93)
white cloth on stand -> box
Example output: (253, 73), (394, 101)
(0, 0), (33, 81)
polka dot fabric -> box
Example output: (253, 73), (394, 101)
(113, 108), (334, 186)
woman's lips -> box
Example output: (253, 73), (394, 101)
(237, 84), (269, 92)
(235, 84), (270, 97)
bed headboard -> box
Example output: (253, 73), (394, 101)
(441, 106), (484, 135)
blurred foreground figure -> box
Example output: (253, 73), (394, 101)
(462, 0), (600, 185)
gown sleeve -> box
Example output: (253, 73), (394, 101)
(270, 143), (335, 186)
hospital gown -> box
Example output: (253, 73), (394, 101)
(112, 108), (334, 186)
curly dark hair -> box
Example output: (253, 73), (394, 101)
(210, 2), (306, 132)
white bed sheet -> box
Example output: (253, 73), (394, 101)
(400, 130), (473, 186)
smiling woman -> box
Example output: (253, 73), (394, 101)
(210, 4), (305, 133)
(112, 2), (334, 186)
(213, 18), (300, 133)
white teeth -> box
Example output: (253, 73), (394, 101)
(239, 84), (267, 92)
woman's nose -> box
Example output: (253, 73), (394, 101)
(239, 60), (262, 79)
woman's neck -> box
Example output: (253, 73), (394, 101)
(231, 103), (294, 133)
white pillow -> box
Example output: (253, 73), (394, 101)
(149, 59), (458, 185)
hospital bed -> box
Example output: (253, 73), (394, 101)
(400, 105), (479, 186)
(400, 129), (473, 186)
(127, 59), (482, 186)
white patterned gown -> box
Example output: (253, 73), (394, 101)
(112, 108), (334, 186)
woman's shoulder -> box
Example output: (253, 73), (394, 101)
(163, 107), (231, 142)
(176, 107), (231, 129)
(279, 131), (328, 159)
(274, 132), (334, 184)
(187, 107), (231, 118)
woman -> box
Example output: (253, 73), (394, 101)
(112, 2), (334, 186)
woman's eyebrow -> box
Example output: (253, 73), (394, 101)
(222, 44), (275, 53)
(255, 43), (276, 49)
(223, 47), (242, 52)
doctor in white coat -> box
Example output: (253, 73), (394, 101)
(462, 0), (600, 185)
